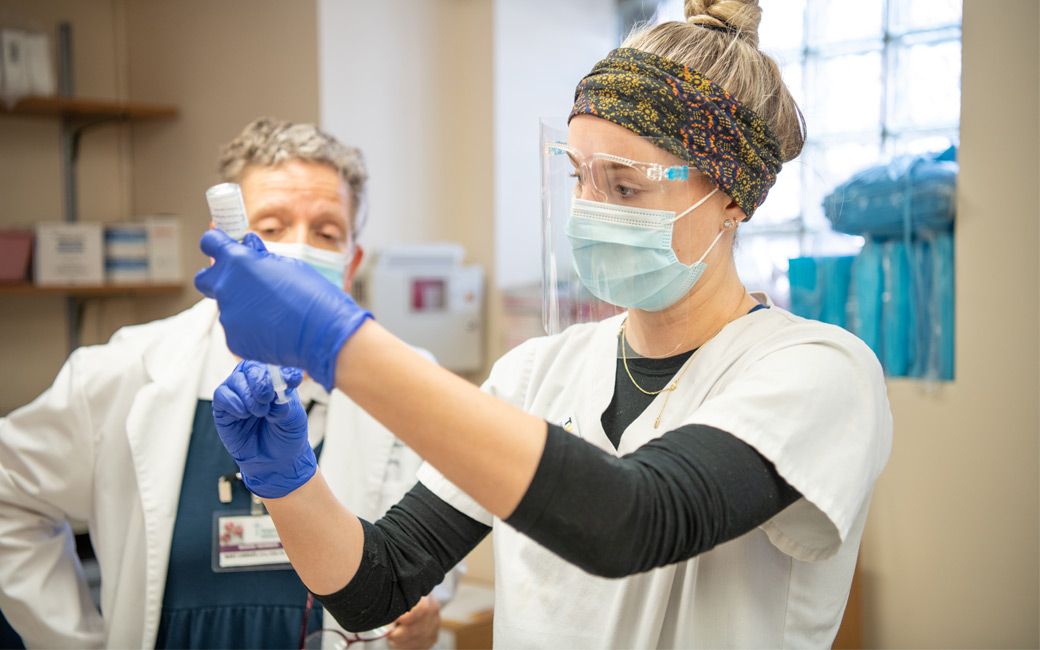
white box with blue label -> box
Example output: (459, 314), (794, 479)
(33, 222), (104, 286)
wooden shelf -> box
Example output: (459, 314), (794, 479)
(0, 282), (184, 297)
(0, 95), (178, 120)
(1, 92), (181, 352)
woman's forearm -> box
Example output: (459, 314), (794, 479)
(262, 468), (364, 595)
(267, 318), (545, 598)
(335, 320), (547, 519)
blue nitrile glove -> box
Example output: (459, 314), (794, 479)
(195, 230), (372, 390)
(212, 360), (314, 498)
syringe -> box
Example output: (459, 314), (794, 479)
(205, 182), (290, 404)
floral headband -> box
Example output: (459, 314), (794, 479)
(570, 48), (784, 218)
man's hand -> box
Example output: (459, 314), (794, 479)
(387, 594), (442, 650)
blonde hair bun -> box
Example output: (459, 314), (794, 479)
(685, 0), (762, 46)
(622, 0), (804, 163)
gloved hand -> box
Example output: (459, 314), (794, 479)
(195, 230), (373, 390)
(212, 360), (314, 498)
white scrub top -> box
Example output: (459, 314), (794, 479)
(419, 298), (891, 648)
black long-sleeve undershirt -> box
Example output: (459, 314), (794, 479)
(315, 424), (800, 631)
(314, 342), (802, 631)
(313, 484), (491, 631)
(507, 422), (801, 578)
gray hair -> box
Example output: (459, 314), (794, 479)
(218, 117), (369, 236)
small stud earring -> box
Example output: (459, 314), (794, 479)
(723, 219), (734, 229)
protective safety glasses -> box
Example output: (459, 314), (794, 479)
(301, 625), (395, 649)
(299, 593), (395, 649)
(546, 141), (693, 207)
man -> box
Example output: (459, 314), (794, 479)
(0, 117), (454, 649)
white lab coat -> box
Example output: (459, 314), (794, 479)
(420, 297), (892, 648)
(0, 299), (452, 649)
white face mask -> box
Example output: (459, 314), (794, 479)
(564, 188), (723, 311)
(262, 241), (349, 289)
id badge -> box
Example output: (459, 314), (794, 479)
(212, 509), (293, 572)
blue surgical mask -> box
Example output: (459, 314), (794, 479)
(262, 241), (349, 289)
(565, 188), (723, 311)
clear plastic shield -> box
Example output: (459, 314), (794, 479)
(541, 116), (725, 358)
(540, 117), (624, 337)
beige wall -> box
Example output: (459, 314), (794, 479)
(859, 1), (1040, 647)
(316, 0), (496, 385)
(317, 0), (498, 582)
(0, 0), (319, 414)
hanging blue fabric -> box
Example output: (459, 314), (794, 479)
(935, 231), (955, 380)
(881, 240), (912, 377)
(789, 256), (854, 329)
(848, 239), (883, 359)
(909, 235), (934, 379)
(819, 146), (957, 380)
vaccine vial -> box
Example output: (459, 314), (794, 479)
(204, 181), (290, 404)
(205, 183), (250, 241)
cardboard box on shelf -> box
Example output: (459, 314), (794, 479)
(0, 28), (55, 100)
(104, 223), (149, 284)
(33, 222), (103, 286)
(0, 229), (33, 283)
(146, 216), (181, 282)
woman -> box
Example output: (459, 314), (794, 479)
(196, 1), (892, 646)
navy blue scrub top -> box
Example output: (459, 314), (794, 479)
(155, 400), (323, 649)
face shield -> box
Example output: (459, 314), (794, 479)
(541, 117), (727, 358)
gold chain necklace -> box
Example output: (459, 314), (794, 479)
(620, 297), (748, 428)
